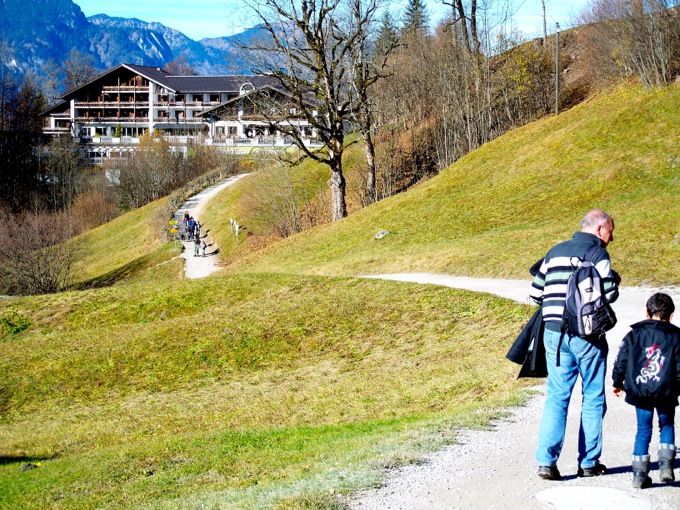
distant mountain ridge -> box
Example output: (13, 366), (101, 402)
(0, 0), (262, 92)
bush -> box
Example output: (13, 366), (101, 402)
(0, 307), (31, 335)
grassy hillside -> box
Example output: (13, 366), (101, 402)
(217, 84), (679, 285)
(1, 83), (678, 509)
(0, 270), (528, 509)
(69, 196), (179, 286)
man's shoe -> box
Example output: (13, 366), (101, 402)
(577, 462), (607, 477)
(537, 465), (562, 480)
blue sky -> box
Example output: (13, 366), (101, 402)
(74, 0), (590, 41)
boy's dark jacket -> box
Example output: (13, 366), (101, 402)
(612, 320), (680, 407)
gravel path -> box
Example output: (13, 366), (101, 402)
(173, 174), (249, 279)
(354, 274), (680, 510)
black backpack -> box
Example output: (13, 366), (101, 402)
(562, 245), (617, 340)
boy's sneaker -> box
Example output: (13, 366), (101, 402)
(537, 465), (562, 480)
(577, 462), (607, 477)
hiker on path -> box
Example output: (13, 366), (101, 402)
(612, 292), (680, 489)
(194, 235), (201, 257)
(529, 209), (620, 480)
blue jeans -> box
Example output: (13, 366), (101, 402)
(633, 405), (675, 455)
(537, 327), (608, 469)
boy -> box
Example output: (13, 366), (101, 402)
(612, 293), (680, 488)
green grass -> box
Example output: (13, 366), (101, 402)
(1, 83), (678, 509)
(0, 273), (530, 509)
(69, 196), (175, 285)
(219, 84), (679, 285)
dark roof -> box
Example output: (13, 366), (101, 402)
(40, 64), (282, 116)
(125, 64), (279, 93)
(166, 75), (278, 93)
(124, 64), (176, 90)
(55, 63), (280, 99)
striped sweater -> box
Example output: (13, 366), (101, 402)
(530, 232), (619, 328)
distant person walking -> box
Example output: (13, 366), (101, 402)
(194, 235), (200, 257)
(612, 293), (680, 488)
(530, 209), (620, 480)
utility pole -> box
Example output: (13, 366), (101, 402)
(555, 23), (560, 116)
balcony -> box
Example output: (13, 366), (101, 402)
(75, 117), (150, 123)
(75, 101), (149, 107)
(102, 85), (148, 92)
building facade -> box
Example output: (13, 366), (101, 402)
(41, 63), (320, 158)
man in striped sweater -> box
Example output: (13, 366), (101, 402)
(530, 209), (620, 481)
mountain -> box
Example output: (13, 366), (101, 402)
(0, 0), (260, 93)
(0, 0), (92, 75)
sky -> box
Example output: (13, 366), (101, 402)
(74, 0), (590, 41)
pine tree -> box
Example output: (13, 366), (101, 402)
(374, 11), (399, 57)
(402, 0), (429, 35)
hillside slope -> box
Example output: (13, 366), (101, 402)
(219, 84), (679, 286)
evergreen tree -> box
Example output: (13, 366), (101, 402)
(0, 75), (46, 211)
(374, 11), (399, 57)
(402, 0), (429, 35)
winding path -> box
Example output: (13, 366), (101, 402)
(173, 174), (249, 279)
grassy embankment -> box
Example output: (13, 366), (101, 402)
(1, 83), (678, 509)
(215, 84), (679, 286)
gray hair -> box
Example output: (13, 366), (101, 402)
(581, 209), (612, 230)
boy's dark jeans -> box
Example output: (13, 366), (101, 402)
(634, 404), (675, 455)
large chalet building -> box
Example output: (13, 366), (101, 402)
(41, 63), (320, 160)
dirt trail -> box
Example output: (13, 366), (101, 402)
(173, 174), (248, 279)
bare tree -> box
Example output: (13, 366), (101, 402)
(578, 0), (680, 87)
(349, 0), (399, 205)
(443, 0), (481, 54)
(63, 49), (97, 92)
(117, 131), (179, 209)
(165, 55), (196, 75)
(541, 0), (548, 45)
(70, 174), (121, 233)
(39, 136), (87, 211)
(0, 208), (76, 295)
(241, 0), (382, 221)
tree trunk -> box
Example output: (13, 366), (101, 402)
(470, 0), (480, 54)
(541, 0), (547, 46)
(328, 152), (347, 220)
(454, 0), (471, 52)
(363, 126), (377, 205)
